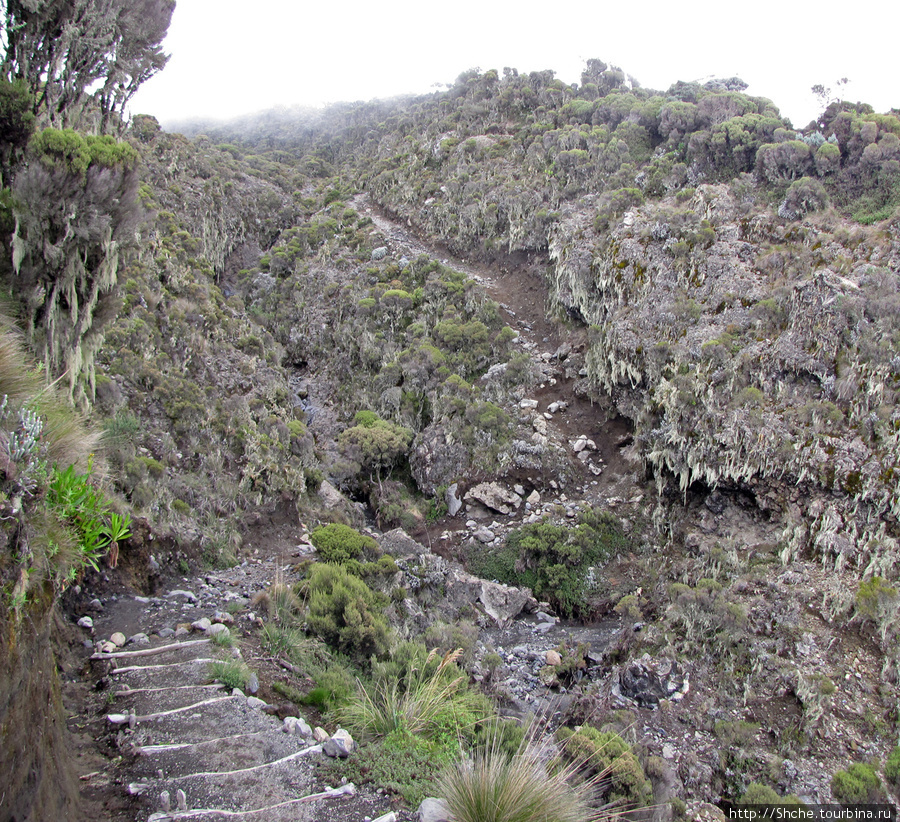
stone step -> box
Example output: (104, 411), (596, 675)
(130, 744), (326, 820)
(131, 731), (305, 778)
(120, 695), (278, 746)
(113, 683), (231, 715)
(144, 783), (357, 822)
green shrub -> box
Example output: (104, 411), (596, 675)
(309, 523), (377, 564)
(470, 508), (628, 617)
(884, 746), (900, 789)
(556, 725), (652, 809)
(303, 563), (391, 664)
(831, 763), (883, 804)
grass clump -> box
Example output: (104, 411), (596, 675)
(339, 646), (489, 744)
(208, 658), (251, 691)
(439, 731), (606, 822)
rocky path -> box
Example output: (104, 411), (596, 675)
(76, 562), (403, 822)
(359, 195), (645, 532)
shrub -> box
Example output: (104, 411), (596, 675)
(303, 563), (391, 663)
(556, 725), (652, 809)
(884, 746), (900, 789)
(309, 523), (377, 564)
(831, 763), (883, 804)
(779, 177), (829, 219)
(471, 508), (628, 617)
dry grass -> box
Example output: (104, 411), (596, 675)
(438, 730), (614, 822)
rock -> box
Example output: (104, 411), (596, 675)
(313, 726), (329, 743)
(191, 618), (212, 632)
(533, 621), (554, 634)
(533, 416), (547, 435)
(77, 616), (93, 630)
(546, 649), (562, 666)
(110, 631), (127, 646)
(464, 482), (521, 515)
(206, 623), (230, 639)
(446, 483), (463, 517)
(323, 728), (356, 758)
(127, 632), (150, 646)
(371, 246), (388, 261)
(212, 611), (234, 625)
(410, 424), (470, 497)
(246, 672), (259, 694)
(519, 399), (539, 409)
(663, 743), (676, 759)
(166, 589), (197, 603)
(284, 716), (312, 737)
(246, 696), (267, 709)
(526, 490), (541, 506)
(474, 526), (495, 544)
(97, 640), (117, 653)
(554, 342), (572, 360)
(618, 658), (688, 707)
(418, 797), (451, 822)
(536, 611), (556, 624)
(479, 580), (530, 625)
(174, 626), (190, 638)
(89, 598), (103, 611)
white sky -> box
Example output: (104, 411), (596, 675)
(130, 0), (898, 130)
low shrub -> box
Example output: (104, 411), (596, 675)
(303, 563), (391, 664)
(309, 523), (377, 564)
(884, 746), (900, 789)
(831, 762), (883, 804)
(556, 725), (652, 810)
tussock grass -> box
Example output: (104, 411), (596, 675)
(439, 733), (607, 822)
(339, 648), (477, 740)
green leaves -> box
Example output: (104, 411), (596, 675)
(47, 463), (131, 573)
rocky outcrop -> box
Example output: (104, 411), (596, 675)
(548, 188), (900, 573)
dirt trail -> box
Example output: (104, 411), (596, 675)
(360, 196), (640, 506)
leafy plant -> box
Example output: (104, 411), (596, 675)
(46, 461), (131, 572)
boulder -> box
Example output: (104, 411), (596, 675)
(410, 424), (470, 496)
(418, 797), (451, 822)
(323, 728), (356, 758)
(464, 482), (521, 515)
(479, 579), (531, 625)
(445, 483), (463, 517)
(618, 657), (688, 707)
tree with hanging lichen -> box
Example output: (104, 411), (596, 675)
(0, 0), (173, 405)
(1, 0), (175, 133)
(11, 127), (142, 405)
